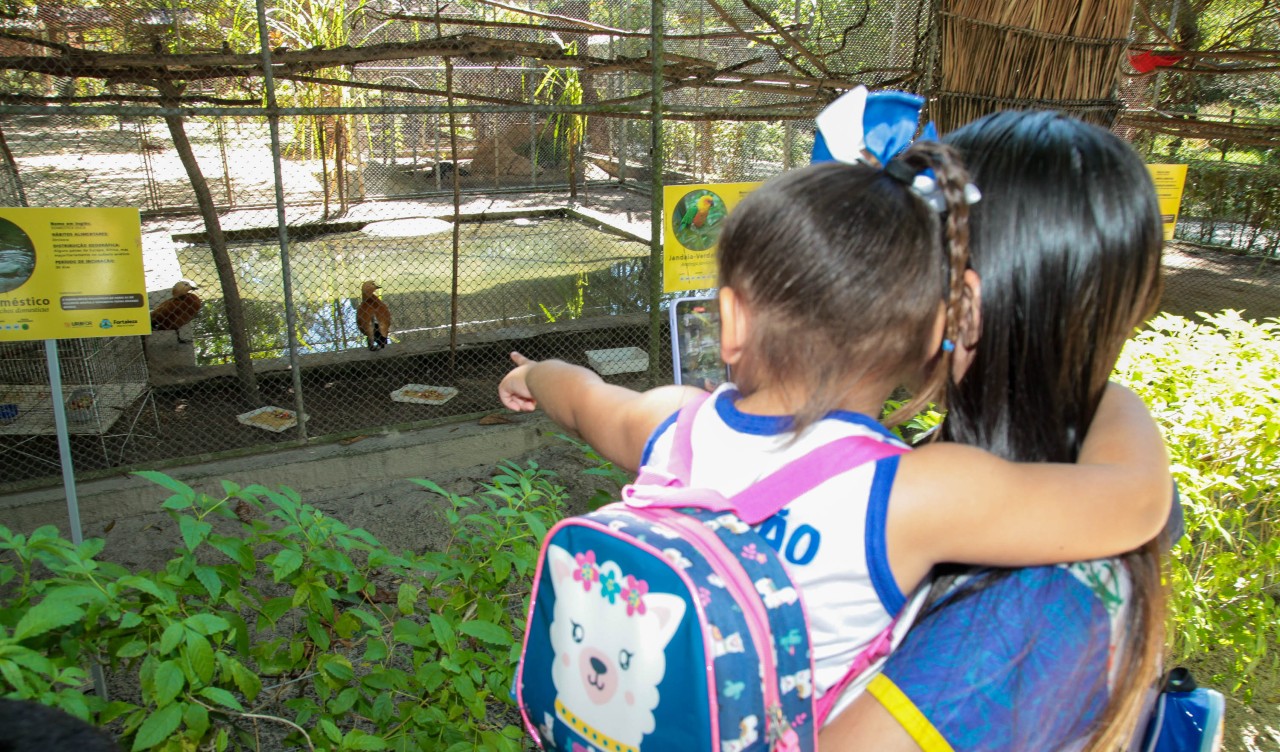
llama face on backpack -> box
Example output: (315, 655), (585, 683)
(546, 544), (686, 750)
(518, 507), (818, 752)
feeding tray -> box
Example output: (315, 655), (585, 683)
(237, 406), (306, 433)
(586, 347), (649, 375)
(391, 384), (458, 405)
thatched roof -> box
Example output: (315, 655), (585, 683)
(936, 0), (1135, 132)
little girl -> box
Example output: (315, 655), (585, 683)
(499, 140), (1171, 720)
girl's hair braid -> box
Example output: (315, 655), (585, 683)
(882, 140), (972, 425)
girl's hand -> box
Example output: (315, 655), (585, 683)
(499, 351), (539, 411)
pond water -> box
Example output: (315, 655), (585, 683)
(174, 216), (653, 365)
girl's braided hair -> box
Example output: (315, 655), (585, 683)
(881, 140), (974, 425)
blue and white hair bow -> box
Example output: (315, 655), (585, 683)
(811, 85), (979, 211)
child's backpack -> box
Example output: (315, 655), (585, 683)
(515, 394), (907, 752)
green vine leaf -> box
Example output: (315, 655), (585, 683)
(131, 702), (182, 751)
(13, 599), (83, 640)
(134, 471), (195, 499)
(458, 620), (513, 647)
(184, 632), (215, 685)
(179, 516), (213, 552)
(153, 660), (185, 707)
(197, 686), (243, 711)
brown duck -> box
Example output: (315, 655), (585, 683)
(150, 280), (201, 342)
(356, 280), (391, 351)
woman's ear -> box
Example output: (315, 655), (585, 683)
(718, 286), (750, 366)
(951, 269), (982, 382)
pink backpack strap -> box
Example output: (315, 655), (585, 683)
(625, 394), (909, 523)
(666, 391), (711, 483)
(814, 617), (898, 727)
(627, 391), (711, 493)
(726, 436), (907, 524)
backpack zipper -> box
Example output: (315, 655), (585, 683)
(631, 508), (799, 752)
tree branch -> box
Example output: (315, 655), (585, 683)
(0, 92), (259, 105)
(738, 0), (830, 75)
(701, 0), (813, 78)
(377, 9), (796, 41)
(279, 73), (529, 107)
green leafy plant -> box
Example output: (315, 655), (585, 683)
(556, 433), (631, 510)
(1114, 311), (1280, 700)
(880, 397), (944, 444)
(531, 44), (586, 179)
(538, 272), (589, 323)
(0, 462), (567, 750)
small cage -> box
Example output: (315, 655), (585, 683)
(0, 336), (156, 467)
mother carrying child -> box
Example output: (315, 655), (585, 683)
(823, 111), (1171, 751)
(499, 108), (1172, 734)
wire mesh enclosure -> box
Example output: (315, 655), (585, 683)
(0, 0), (1276, 490)
(0, 337), (157, 473)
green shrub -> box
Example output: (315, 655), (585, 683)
(1114, 311), (1280, 698)
(0, 461), (567, 751)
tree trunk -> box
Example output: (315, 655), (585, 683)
(0, 121), (29, 206)
(159, 88), (261, 403)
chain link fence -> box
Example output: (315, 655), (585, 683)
(0, 0), (1276, 491)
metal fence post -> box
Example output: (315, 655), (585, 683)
(256, 0), (309, 442)
(647, 0), (665, 387)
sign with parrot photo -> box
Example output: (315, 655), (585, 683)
(0, 207), (148, 342)
(661, 182), (759, 293)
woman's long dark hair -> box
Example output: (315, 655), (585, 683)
(936, 110), (1166, 750)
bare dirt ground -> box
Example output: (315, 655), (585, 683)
(1162, 241), (1280, 323)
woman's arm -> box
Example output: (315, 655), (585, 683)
(888, 383), (1171, 588)
(821, 689), (922, 751)
(498, 352), (703, 471)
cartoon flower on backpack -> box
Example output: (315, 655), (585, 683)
(600, 570), (621, 604)
(740, 543), (768, 564)
(573, 551), (599, 591)
(623, 575), (649, 616)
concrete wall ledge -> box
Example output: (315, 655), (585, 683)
(0, 413), (556, 537)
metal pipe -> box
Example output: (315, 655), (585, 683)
(44, 339), (109, 701)
(255, 0), (308, 442)
(647, 0), (665, 386)
(0, 103), (825, 118)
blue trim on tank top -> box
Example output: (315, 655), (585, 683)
(640, 408), (681, 467)
(714, 387), (899, 441)
(866, 456), (906, 614)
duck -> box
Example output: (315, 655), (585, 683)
(356, 280), (391, 351)
(150, 280), (201, 342)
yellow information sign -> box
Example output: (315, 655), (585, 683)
(1147, 164), (1189, 242)
(662, 182), (760, 293)
(0, 207), (149, 341)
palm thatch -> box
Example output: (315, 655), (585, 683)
(936, 0), (1136, 132)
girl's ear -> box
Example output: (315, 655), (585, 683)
(951, 269), (983, 383)
(718, 286), (750, 366)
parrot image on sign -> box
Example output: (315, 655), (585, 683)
(679, 194), (716, 231)
(670, 190), (727, 252)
